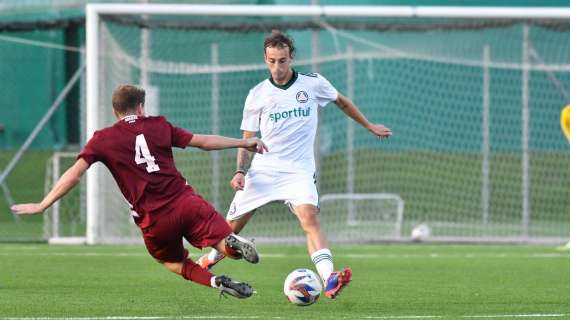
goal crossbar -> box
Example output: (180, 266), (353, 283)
(86, 4), (570, 19)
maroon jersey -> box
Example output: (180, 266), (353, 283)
(78, 115), (194, 228)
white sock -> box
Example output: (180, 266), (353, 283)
(311, 248), (334, 285)
(210, 276), (218, 288)
(208, 249), (225, 262)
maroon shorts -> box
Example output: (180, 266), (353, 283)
(141, 191), (232, 262)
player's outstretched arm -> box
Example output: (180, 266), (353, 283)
(335, 93), (392, 139)
(189, 134), (268, 154)
(11, 158), (89, 215)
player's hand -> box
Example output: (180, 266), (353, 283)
(243, 138), (268, 154)
(11, 203), (45, 215)
(367, 123), (392, 139)
(231, 173), (245, 191)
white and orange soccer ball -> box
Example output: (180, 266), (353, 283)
(283, 268), (322, 306)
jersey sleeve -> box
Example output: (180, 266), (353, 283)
(314, 73), (339, 107)
(167, 119), (194, 148)
(240, 90), (261, 132)
(77, 131), (103, 166)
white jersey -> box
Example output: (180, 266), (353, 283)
(240, 71), (338, 174)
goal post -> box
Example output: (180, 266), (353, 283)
(86, 4), (570, 244)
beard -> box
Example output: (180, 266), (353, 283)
(273, 70), (290, 82)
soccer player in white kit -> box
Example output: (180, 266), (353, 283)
(198, 31), (392, 299)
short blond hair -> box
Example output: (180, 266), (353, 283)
(112, 84), (145, 114)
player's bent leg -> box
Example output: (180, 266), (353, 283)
(173, 260), (214, 287)
(227, 211), (256, 234)
(162, 260), (254, 299)
(198, 235), (259, 270)
(291, 204), (329, 252)
(198, 211), (257, 270)
(292, 203), (354, 299)
(223, 233), (259, 264)
(208, 232), (259, 264)
(222, 213), (259, 263)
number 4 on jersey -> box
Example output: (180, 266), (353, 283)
(135, 134), (160, 173)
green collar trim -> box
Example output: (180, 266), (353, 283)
(269, 69), (298, 90)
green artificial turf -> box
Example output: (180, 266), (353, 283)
(1, 244), (570, 319)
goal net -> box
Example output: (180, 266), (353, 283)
(86, 4), (570, 244)
(43, 152), (86, 244)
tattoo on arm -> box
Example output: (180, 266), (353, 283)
(237, 130), (257, 172)
(236, 147), (253, 172)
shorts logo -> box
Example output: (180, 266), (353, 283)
(296, 91), (309, 103)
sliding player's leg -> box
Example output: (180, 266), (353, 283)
(149, 191), (255, 298)
(141, 207), (254, 299)
(217, 231), (259, 264)
(291, 203), (352, 300)
(198, 211), (256, 270)
(161, 260), (253, 299)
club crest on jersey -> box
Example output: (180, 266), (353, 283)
(296, 91), (309, 103)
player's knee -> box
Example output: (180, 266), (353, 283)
(298, 212), (321, 232)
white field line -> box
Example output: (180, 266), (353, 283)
(0, 317), (281, 320)
(2, 314), (570, 320)
(364, 316), (443, 319)
(366, 315), (570, 319)
(463, 314), (570, 318)
(0, 252), (570, 259)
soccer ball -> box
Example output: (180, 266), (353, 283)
(283, 268), (322, 306)
(411, 223), (431, 242)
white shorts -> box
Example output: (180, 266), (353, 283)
(226, 169), (318, 220)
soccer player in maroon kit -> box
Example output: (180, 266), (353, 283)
(11, 84), (268, 299)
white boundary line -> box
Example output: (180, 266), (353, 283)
(0, 317), (279, 320)
(0, 252), (569, 259)
(463, 315), (570, 318)
(3, 314), (570, 320)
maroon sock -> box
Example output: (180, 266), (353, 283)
(181, 259), (214, 287)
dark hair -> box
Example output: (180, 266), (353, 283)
(263, 30), (295, 57)
(112, 84), (145, 114)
